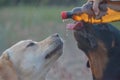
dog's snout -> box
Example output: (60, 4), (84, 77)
(51, 33), (63, 44)
(52, 33), (59, 38)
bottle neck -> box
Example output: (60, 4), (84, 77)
(66, 11), (73, 18)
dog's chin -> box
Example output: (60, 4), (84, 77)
(44, 37), (63, 60)
(45, 45), (63, 60)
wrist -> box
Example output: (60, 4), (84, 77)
(106, 0), (120, 3)
(104, 0), (120, 5)
(107, 0), (120, 11)
(110, 0), (120, 1)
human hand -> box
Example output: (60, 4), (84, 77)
(88, 0), (103, 16)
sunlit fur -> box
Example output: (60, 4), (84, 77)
(0, 34), (63, 80)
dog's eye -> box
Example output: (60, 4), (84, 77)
(26, 42), (36, 47)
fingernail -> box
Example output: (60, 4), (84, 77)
(95, 11), (99, 16)
(93, 7), (99, 16)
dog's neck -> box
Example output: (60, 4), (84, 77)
(87, 41), (108, 80)
(0, 53), (47, 80)
(15, 67), (47, 80)
(18, 76), (45, 80)
(13, 70), (47, 80)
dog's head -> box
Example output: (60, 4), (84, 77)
(70, 21), (117, 79)
(68, 21), (114, 53)
(69, 21), (98, 53)
(1, 33), (63, 80)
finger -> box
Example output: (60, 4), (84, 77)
(93, 0), (100, 15)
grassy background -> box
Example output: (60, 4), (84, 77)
(0, 6), (119, 80)
(0, 6), (119, 53)
(0, 6), (72, 53)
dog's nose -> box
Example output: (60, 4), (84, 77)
(51, 33), (63, 43)
(52, 33), (59, 37)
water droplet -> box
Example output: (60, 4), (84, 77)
(66, 28), (69, 37)
(62, 19), (65, 22)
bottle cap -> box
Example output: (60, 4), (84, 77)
(61, 11), (68, 19)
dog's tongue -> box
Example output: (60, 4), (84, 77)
(66, 22), (83, 30)
(66, 23), (76, 30)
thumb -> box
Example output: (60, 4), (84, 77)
(93, 0), (101, 16)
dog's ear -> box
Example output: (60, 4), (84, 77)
(0, 52), (18, 80)
(1, 52), (10, 60)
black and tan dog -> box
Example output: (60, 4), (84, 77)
(68, 21), (120, 80)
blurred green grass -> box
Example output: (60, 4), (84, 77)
(0, 6), (73, 53)
(0, 6), (119, 53)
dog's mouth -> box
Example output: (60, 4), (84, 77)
(45, 44), (63, 59)
(66, 21), (84, 30)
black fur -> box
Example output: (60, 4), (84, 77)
(74, 22), (120, 80)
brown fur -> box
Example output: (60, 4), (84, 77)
(73, 22), (120, 80)
(87, 41), (108, 80)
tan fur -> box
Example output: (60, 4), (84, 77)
(87, 40), (108, 80)
(0, 34), (63, 80)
